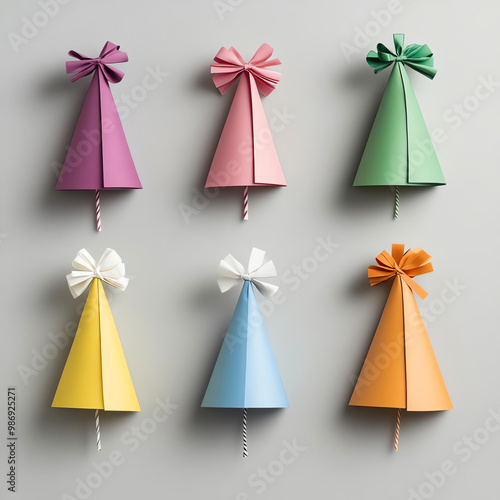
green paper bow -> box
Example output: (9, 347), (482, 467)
(367, 33), (436, 80)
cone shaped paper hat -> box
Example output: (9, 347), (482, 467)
(202, 248), (288, 408)
(349, 244), (452, 411)
(202, 281), (288, 408)
(353, 34), (445, 187)
(55, 42), (142, 191)
(205, 45), (286, 188)
(53, 250), (140, 411)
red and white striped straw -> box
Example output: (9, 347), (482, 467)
(243, 186), (249, 221)
(394, 408), (401, 451)
(95, 190), (102, 232)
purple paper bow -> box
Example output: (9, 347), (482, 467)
(66, 41), (128, 84)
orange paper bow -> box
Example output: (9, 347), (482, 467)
(368, 244), (433, 299)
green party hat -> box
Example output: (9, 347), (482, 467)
(353, 34), (445, 217)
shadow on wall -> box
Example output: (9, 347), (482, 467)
(188, 65), (233, 195)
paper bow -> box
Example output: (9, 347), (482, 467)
(67, 248), (129, 298)
(368, 244), (433, 299)
(211, 44), (281, 96)
(217, 248), (278, 298)
(66, 41), (128, 84)
(367, 34), (436, 79)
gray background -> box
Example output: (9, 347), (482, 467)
(1, 0), (497, 499)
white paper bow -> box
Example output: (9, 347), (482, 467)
(66, 248), (129, 298)
(217, 248), (278, 297)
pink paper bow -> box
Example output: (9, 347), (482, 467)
(211, 44), (281, 96)
(66, 41), (128, 84)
